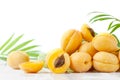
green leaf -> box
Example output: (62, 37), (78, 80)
(26, 50), (40, 57)
(8, 39), (34, 53)
(1, 34), (24, 54)
(112, 34), (120, 47)
(89, 14), (111, 22)
(91, 17), (114, 23)
(88, 11), (103, 15)
(107, 21), (114, 30)
(0, 34), (14, 50)
(110, 24), (120, 33)
(0, 56), (7, 61)
(20, 45), (39, 51)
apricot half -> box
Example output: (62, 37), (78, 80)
(70, 52), (92, 72)
(92, 33), (118, 52)
(7, 51), (29, 69)
(46, 48), (70, 74)
(93, 51), (119, 72)
(61, 29), (82, 55)
(81, 24), (95, 42)
(78, 41), (97, 57)
(19, 61), (44, 73)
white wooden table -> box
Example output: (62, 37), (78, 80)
(1, 61), (120, 80)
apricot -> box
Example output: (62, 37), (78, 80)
(78, 41), (97, 57)
(118, 50), (120, 61)
(70, 52), (92, 72)
(81, 24), (95, 42)
(19, 61), (44, 73)
(93, 51), (119, 72)
(7, 51), (29, 69)
(46, 48), (70, 74)
(92, 33), (118, 52)
(61, 29), (82, 55)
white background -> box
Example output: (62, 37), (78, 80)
(0, 0), (120, 52)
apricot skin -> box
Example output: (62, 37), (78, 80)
(92, 33), (118, 52)
(70, 52), (92, 72)
(79, 42), (97, 57)
(81, 24), (94, 42)
(7, 51), (29, 69)
(46, 48), (70, 74)
(61, 29), (82, 55)
(93, 51), (119, 72)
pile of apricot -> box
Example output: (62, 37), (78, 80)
(7, 23), (120, 74)
(46, 23), (120, 73)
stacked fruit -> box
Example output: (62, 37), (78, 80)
(6, 23), (120, 73)
(46, 24), (120, 73)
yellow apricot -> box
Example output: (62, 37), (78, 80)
(81, 24), (95, 42)
(19, 61), (44, 73)
(93, 51), (119, 72)
(92, 33), (118, 52)
(61, 29), (82, 55)
(79, 41), (97, 57)
(7, 51), (29, 69)
(70, 52), (92, 72)
(46, 48), (70, 74)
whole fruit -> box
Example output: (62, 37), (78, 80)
(7, 51), (29, 69)
(70, 52), (92, 72)
(61, 29), (82, 55)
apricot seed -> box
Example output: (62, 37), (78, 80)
(19, 61), (44, 73)
(81, 24), (95, 42)
(92, 33), (118, 52)
(7, 51), (29, 69)
(70, 52), (92, 72)
(93, 51), (119, 72)
(79, 41), (97, 57)
(46, 48), (70, 73)
(61, 29), (82, 55)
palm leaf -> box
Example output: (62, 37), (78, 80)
(26, 50), (40, 57)
(20, 45), (39, 51)
(91, 17), (114, 23)
(89, 14), (112, 22)
(8, 39), (34, 53)
(112, 34), (120, 47)
(110, 24), (120, 33)
(1, 34), (24, 54)
(107, 21), (114, 30)
(0, 34), (14, 50)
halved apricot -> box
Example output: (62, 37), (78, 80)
(46, 48), (70, 73)
(19, 61), (44, 73)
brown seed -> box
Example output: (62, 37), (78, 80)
(54, 55), (65, 68)
(88, 27), (95, 37)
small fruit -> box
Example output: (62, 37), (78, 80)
(93, 51), (119, 72)
(79, 41), (97, 57)
(46, 48), (70, 74)
(19, 61), (44, 73)
(81, 24), (95, 42)
(92, 33), (118, 52)
(61, 29), (82, 55)
(7, 51), (29, 69)
(70, 52), (92, 72)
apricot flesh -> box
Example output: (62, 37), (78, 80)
(61, 29), (82, 55)
(19, 61), (44, 73)
(46, 48), (70, 74)
(79, 41), (97, 57)
(70, 52), (92, 72)
(7, 51), (29, 69)
(93, 51), (119, 72)
(92, 33), (118, 52)
(81, 24), (95, 42)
